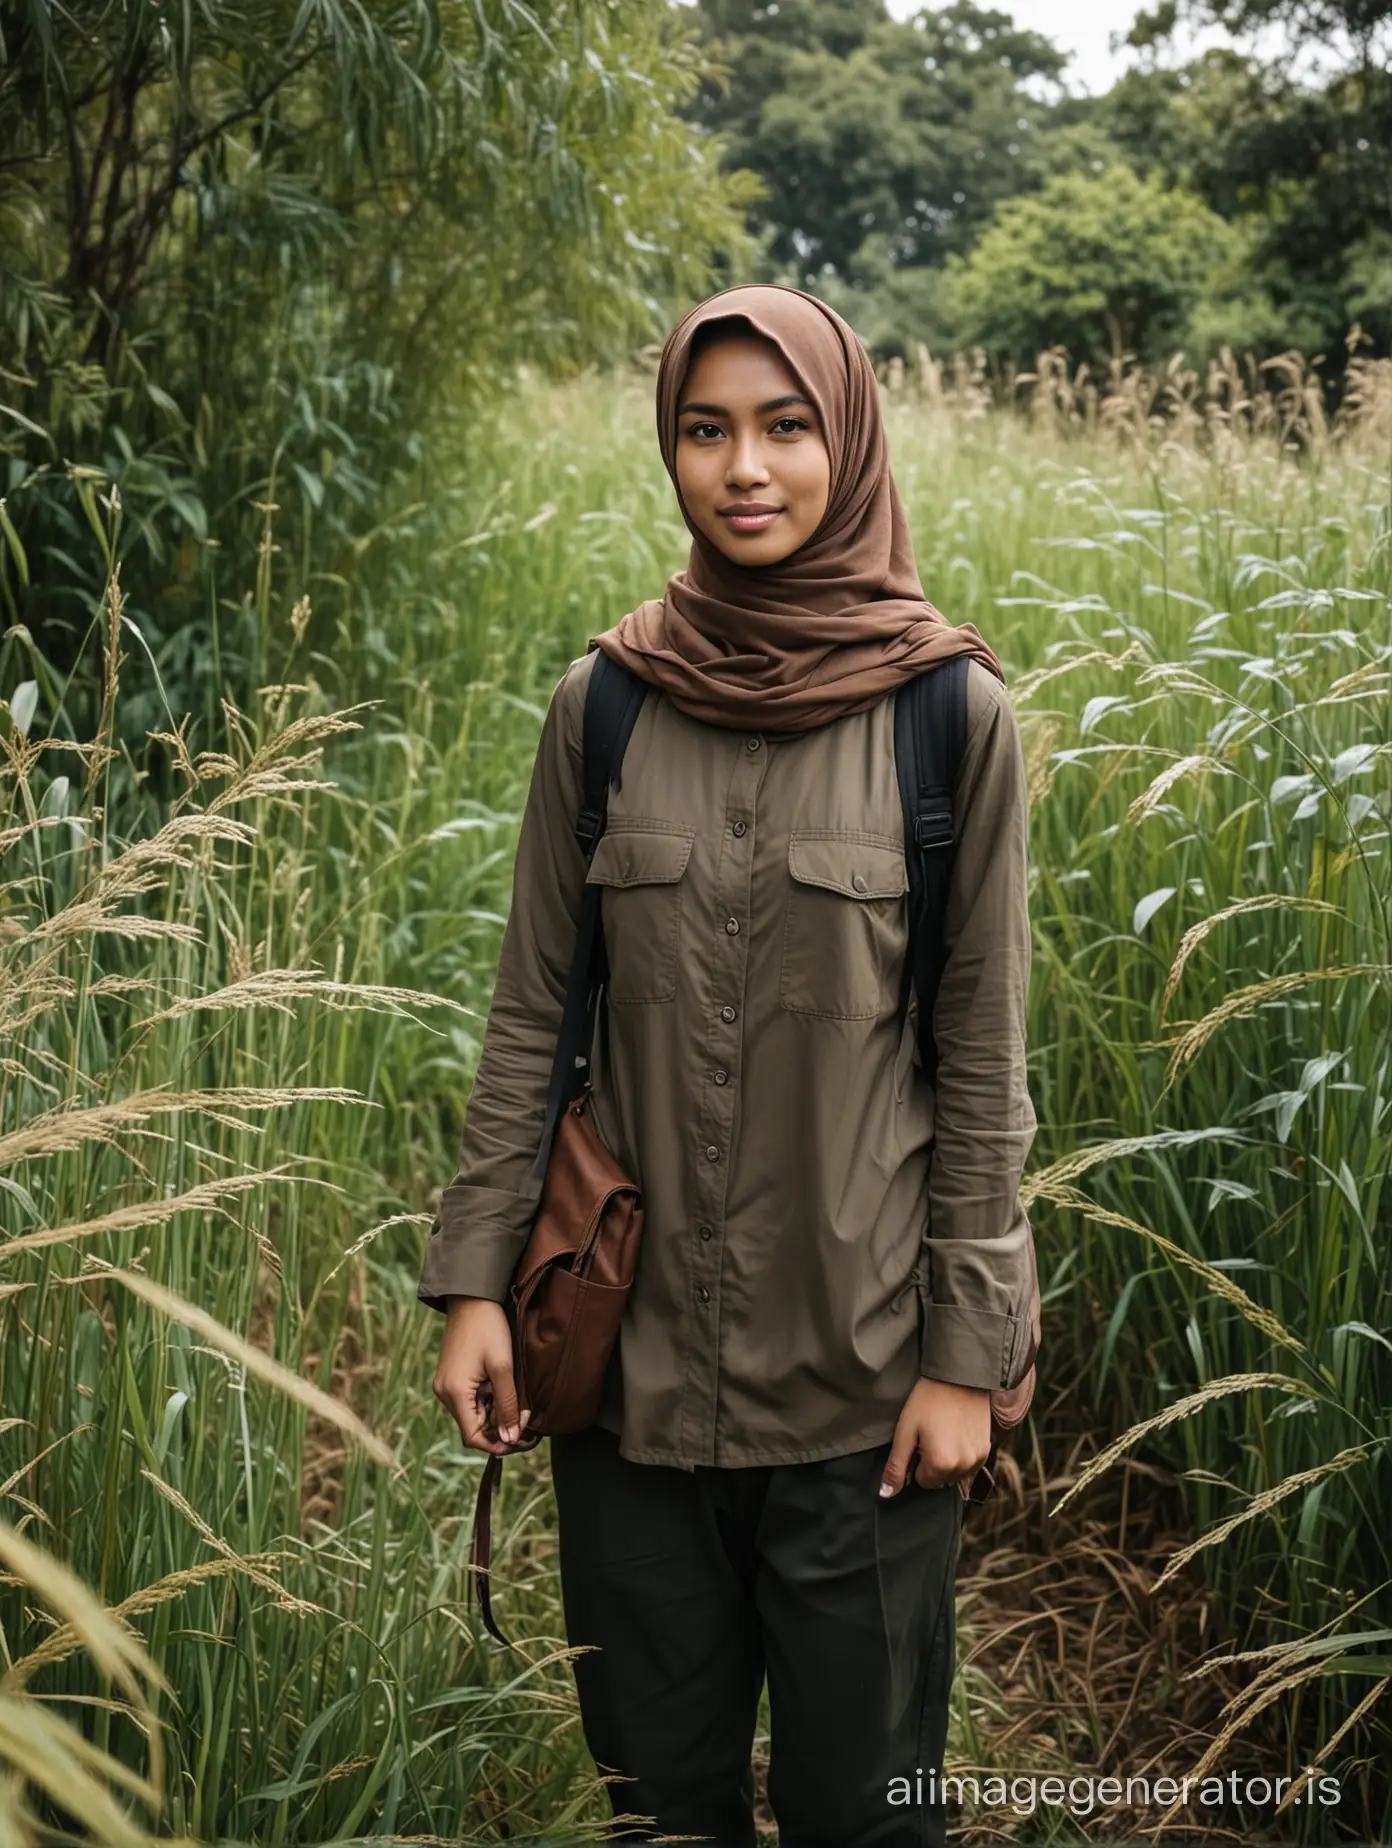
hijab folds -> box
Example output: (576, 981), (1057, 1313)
(587, 284), (1004, 735)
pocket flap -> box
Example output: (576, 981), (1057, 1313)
(586, 826), (693, 888)
(787, 832), (908, 899)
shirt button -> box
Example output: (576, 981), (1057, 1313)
(852, 873), (868, 892)
(705, 1144), (720, 1162)
(732, 820), (747, 837)
(725, 917), (740, 935)
(697, 1285), (711, 1303)
(746, 737), (761, 752)
(713, 1069), (728, 1085)
(698, 1223), (713, 1241)
(720, 1004), (736, 1022)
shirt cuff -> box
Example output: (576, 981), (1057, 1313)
(919, 1301), (1024, 1393)
(416, 1216), (527, 1314)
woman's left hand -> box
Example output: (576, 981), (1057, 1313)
(880, 1378), (993, 1495)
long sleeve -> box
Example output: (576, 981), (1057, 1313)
(417, 658), (589, 1313)
(917, 662), (1039, 1393)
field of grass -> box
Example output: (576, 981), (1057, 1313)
(2, 347), (1390, 1843)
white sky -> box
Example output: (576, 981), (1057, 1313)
(881, 0), (1311, 95)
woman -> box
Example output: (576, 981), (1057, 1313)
(420, 284), (1037, 1848)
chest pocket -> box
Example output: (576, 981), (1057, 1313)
(586, 821), (695, 1004)
(781, 830), (909, 1021)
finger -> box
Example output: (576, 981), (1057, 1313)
(460, 1416), (516, 1457)
(915, 1452), (947, 1491)
(488, 1358), (521, 1446)
(879, 1427), (917, 1498)
(449, 1384), (512, 1457)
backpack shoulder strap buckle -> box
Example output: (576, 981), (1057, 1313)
(912, 790), (955, 852)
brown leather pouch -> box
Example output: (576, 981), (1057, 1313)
(467, 1086), (643, 1648)
(511, 1088), (644, 1426)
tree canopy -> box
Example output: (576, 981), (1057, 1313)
(945, 163), (1239, 363)
(683, 1), (1065, 285)
(0, 0), (758, 712)
(685, 0), (1392, 369)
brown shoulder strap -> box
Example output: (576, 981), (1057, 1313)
(469, 1453), (512, 1647)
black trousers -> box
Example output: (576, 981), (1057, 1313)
(549, 1424), (964, 1848)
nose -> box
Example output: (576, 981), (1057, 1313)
(726, 427), (770, 488)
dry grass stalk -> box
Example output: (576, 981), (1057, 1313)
(1152, 1445), (1371, 1590)
(0, 815), (86, 855)
(13, 906), (202, 951)
(321, 1211), (434, 1285)
(1123, 752), (1233, 824)
(137, 1471), (330, 1619)
(0, 1696), (168, 1848)
(3, 1554), (284, 1689)
(199, 704), (370, 814)
(0, 1516), (163, 1701)
(1022, 1127), (1236, 1199)
(1159, 963), (1392, 1095)
(1160, 894), (1347, 1019)
(1020, 717), (1060, 807)
(0, 1428), (94, 1507)
(0, 1167), (293, 1258)
(71, 1257), (398, 1471)
(1048, 1374), (1319, 1520)
(1154, 1650), (1334, 1830)
(1272, 1676), (1390, 1819)
(1026, 1178), (1307, 1359)
(0, 1085), (365, 1169)
(143, 969), (478, 1025)
(83, 562), (125, 797)
(1010, 644), (1149, 706)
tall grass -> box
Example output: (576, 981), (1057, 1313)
(0, 510), (617, 1840)
(886, 342), (1392, 1828)
(2, 344), (1390, 1840)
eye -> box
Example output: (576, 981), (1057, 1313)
(771, 416), (809, 435)
(683, 421), (723, 440)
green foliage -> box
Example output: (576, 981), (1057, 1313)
(0, 0), (758, 723)
(678, 0), (1392, 373)
(5, 360), (1392, 1835)
(683, 0), (1063, 294)
(1091, 48), (1392, 361)
(1346, 227), (1392, 349)
(1155, 0), (1392, 42)
(945, 164), (1239, 366)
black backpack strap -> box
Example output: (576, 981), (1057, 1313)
(481, 656), (646, 1650)
(526, 653), (648, 1188)
(895, 655), (970, 1088)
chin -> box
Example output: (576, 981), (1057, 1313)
(704, 525), (803, 568)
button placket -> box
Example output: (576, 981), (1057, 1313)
(682, 731), (767, 1465)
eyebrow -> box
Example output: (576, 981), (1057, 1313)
(676, 394), (815, 418)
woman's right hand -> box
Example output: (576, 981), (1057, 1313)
(434, 1296), (533, 1456)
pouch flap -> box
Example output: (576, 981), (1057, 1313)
(787, 832), (908, 900)
(586, 826), (694, 888)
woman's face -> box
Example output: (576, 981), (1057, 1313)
(674, 333), (832, 567)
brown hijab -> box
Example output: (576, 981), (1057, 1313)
(587, 284), (1004, 734)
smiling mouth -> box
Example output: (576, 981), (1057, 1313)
(720, 508), (782, 533)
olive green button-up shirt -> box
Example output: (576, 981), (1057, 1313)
(418, 647), (1038, 1470)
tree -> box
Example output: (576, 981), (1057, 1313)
(682, 0), (1066, 288)
(1100, 35), (1392, 359)
(946, 163), (1238, 365)
(0, 0), (759, 707)
(1132, 0), (1391, 48)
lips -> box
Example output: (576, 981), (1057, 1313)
(719, 505), (783, 532)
